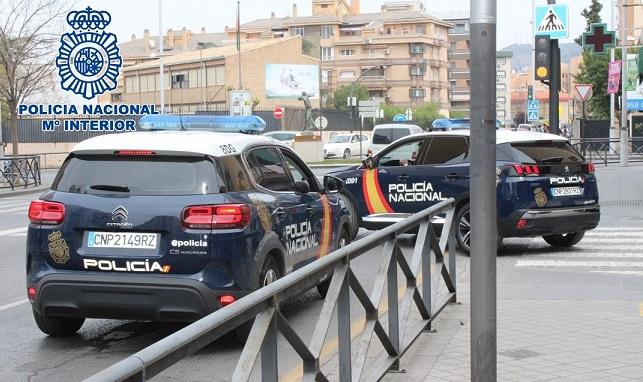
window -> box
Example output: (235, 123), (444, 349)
(322, 70), (330, 83)
(282, 151), (316, 189)
(171, 73), (188, 89)
(216, 155), (252, 192)
(110, 93), (123, 102)
(245, 148), (292, 192)
(340, 49), (354, 56)
(339, 27), (361, 37)
(496, 96), (506, 105)
(497, 58), (506, 65)
(321, 47), (334, 61)
(321, 25), (333, 38)
(361, 67), (384, 77)
(206, 66), (225, 86)
(424, 137), (469, 165)
(291, 26), (305, 37)
(501, 142), (583, 164)
(409, 64), (426, 77)
(416, 24), (426, 34)
(54, 155), (220, 196)
(379, 140), (425, 167)
(409, 43), (424, 54)
(188, 69), (200, 88)
(339, 71), (355, 79)
(409, 88), (426, 100)
(496, 83), (506, 92)
(372, 128), (412, 145)
(125, 76), (139, 93)
(496, 70), (506, 79)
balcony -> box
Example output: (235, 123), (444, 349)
(449, 70), (470, 80)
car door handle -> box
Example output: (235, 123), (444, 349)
(274, 208), (286, 218)
(397, 175), (410, 182)
(306, 206), (314, 216)
(445, 173), (461, 180)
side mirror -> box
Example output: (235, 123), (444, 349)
(363, 156), (374, 169)
(323, 175), (343, 194)
(294, 180), (310, 194)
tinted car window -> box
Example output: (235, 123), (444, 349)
(282, 151), (318, 191)
(217, 155), (253, 192)
(507, 142), (583, 164)
(54, 155), (220, 195)
(379, 140), (426, 167)
(372, 128), (411, 145)
(246, 147), (293, 192)
(424, 137), (469, 165)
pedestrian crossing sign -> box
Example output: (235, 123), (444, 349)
(527, 110), (539, 122)
(535, 4), (569, 39)
(528, 100), (539, 110)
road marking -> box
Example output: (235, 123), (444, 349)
(590, 271), (643, 276)
(593, 227), (643, 231)
(516, 260), (643, 268)
(534, 253), (643, 259)
(0, 207), (28, 214)
(585, 232), (643, 237)
(0, 298), (28, 312)
(0, 227), (27, 237)
(9, 233), (27, 237)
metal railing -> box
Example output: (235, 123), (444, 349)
(0, 155), (42, 190)
(572, 137), (643, 165)
(86, 198), (457, 382)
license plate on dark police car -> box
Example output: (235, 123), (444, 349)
(551, 187), (583, 197)
(87, 232), (158, 249)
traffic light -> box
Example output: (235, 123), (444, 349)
(534, 35), (551, 82)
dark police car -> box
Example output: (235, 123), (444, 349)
(26, 116), (350, 337)
(331, 130), (600, 253)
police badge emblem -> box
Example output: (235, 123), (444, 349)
(56, 7), (122, 99)
(47, 231), (70, 264)
(534, 187), (548, 208)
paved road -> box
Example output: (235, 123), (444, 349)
(1, 164), (642, 381)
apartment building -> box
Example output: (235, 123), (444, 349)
(496, 51), (513, 124)
(120, 37), (318, 111)
(227, 0), (453, 112)
(444, 17), (470, 116)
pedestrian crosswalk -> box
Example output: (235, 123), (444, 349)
(514, 227), (643, 276)
(0, 196), (33, 215)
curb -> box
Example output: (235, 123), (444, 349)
(0, 185), (50, 198)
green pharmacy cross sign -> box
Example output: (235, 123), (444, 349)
(582, 23), (616, 54)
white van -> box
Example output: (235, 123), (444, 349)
(368, 124), (424, 155)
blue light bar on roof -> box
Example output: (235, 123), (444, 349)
(139, 115), (266, 133)
(431, 118), (470, 130)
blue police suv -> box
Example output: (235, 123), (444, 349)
(330, 129), (600, 253)
(26, 116), (350, 337)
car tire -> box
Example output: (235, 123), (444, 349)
(542, 232), (585, 247)
(32, 309), (84, 337)
(317, 227), (350, 298)
(235, 255), (282, 343)
(343, 149), (351, 159)
(455, 203), (502, 255)
(340, 191), (359, 240)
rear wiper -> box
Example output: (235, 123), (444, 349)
(540, 157), (564, 163)
(89, 184), (130, 192)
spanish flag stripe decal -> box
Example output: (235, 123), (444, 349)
(317, 195), (333, 258)
(362, 169), (393, 214)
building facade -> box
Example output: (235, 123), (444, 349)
(496, 51), (513, 124)
(120, 37), (318, 111)
(227, 0), (453, 112)
(444, 17), (470, 116)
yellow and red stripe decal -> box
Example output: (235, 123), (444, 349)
(362, 169), (393, 214)
(316, 195), (333, 258)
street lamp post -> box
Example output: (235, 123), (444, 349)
(348, 65), (384, 118)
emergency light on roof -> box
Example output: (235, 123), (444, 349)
(139, 115), (266, 134)
(431, 118), (502, 130)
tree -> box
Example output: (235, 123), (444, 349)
(331, 84), (369, 110)
(0, 0), (71, 155)
(575, 0), (602, 46)
(411, 102), (444, 129)
(382, 104), (404, 120)
(574, 1), (611, 119)
(514, 111), (526, 125)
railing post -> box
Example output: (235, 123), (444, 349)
(387, 243), (400, 369)
(448, 208), (457, 301)
(261, 312), (278, 382)
(337, 257), (352, 382)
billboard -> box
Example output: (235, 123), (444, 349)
(265, 64), (319, 99)
(625, 54), (643, 110)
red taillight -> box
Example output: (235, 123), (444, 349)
(115, 150), (156, 156)
(28, 201), (65, 225)
(585, 162), (595, 174)
(182, 204), (251, 229)
(510, 164), (540, 177)
(219, 295), (236, 306)
(27, 287), (36, 301)
(516, 219), (528, 230)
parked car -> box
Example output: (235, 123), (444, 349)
(323, 133), (369, 159)
(26, 116), (351, 337)
(329, 130), (600, 254)
(368, 124), (423, 155)
(262, 131), (300, 148)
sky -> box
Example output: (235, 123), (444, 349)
(85, 0), (615, 49)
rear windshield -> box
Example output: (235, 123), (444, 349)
(372, 128), (410, 145)
(53, 155), (221, 195)
(501, 142), (583, 164)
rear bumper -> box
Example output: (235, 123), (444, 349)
(29, 273), (249, 322)
(501, 204), (601, 237)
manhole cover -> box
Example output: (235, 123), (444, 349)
(499, 349), (543, 360)
(601, 200), (643, 207)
